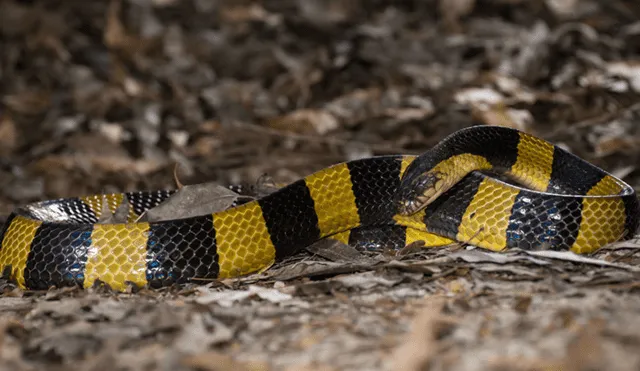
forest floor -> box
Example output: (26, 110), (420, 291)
(1, 0), (640, 370)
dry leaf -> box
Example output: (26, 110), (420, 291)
(0, 114), (18, 155)
(182, 351), (265, 371)
(267, 109), (339, 135)
(391, 298), (457, 371)
(439, 0), (476, 33)
(138, 183), (240, 222)
(173, 314), (234, 354)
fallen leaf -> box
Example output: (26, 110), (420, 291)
(390, 297), (458, 371)
(525, 250), (640, 271)
(194, 285), (292, 307)
(450, 249), (550, 265)
(545, 0), (579, 19)
(561, 318), (606, 371)
(0, 114), (18, 155)
(332, 271), (404, 290)
(181, 351), (265, 371)
(471, 104), (533, 131)
(454, 87), (505, 107)
(606, 61), (640, 93)
(90, 299), (130, 321)
(173, 314), (234, 354)
(267, 109), (339, 135)
(139, 183), (240, 222)
(305, 238), (369, 263)
(439, 0), (476, 33)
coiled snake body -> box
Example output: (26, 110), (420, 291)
(0, 126), (637, 291)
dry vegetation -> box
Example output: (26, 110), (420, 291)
(1, 0), (640, 370)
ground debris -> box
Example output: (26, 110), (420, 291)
(2, 0), (640, 370)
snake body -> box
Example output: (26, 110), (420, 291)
(0, 126), (637, 291)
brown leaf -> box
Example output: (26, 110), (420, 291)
(593, 136), (637, 157)
(2, 90), (51, 116)
(324, 88), (385, 127)
(305, 238), (368, 263)
(267, 109), (339, 135)
(470, 104), (532, 131)
(104, 0), (130, 51)
(391, 298), (458, 371)
(139, 183), (239, 222)
(439, 0), (476, 33)
(545, 0), (579, 19)
(561, 318), (606, 371)
(0, 114), (18, 155)
(104, 0), (157, 56)
(181, 351), (265, 371)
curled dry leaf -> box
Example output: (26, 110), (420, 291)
(471, 104), (533, 131)
(138, 183), (240, 222)
(0, 114), (18, 155)
(267, 109), (339, 135)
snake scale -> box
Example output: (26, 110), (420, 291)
(0, 126), (637, 291)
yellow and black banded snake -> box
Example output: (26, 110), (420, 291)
(0, 125), (637, 291)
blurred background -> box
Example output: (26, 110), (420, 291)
(4, 1), (640, 370)
(2, 0), (640, 216)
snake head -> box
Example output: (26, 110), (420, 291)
(396, 169), (446, 215)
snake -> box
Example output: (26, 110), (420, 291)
(0, 125), (637, 291)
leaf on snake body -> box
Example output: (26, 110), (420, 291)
(137, 183), (241, 222)
(97, 194), (130, 224)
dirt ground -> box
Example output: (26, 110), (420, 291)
(1, 0), (640, 370)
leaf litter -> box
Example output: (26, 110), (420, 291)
(2, 0), (640, 370)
